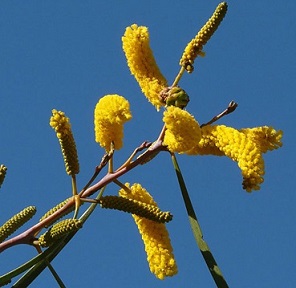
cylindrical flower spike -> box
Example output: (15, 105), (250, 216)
(50, 110), (80, 175)
(119, 183), (177, 280)
(39, 197), (76, 228)
(163, 106), (201, 154)
(122, 24), (168, 110)
(94, 94), (132, 152)
(179, 2), (228, 73)
(0, 206), (37, 243)
(38, 218), (82, 248)
(0, 164), (7, 189)
(240, 126), (283, 153)
(100, 195), (173, 223)
(190, 125), (265, 192)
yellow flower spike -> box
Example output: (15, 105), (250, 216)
(191, 125), (265, 192)
(179, 2), (228, 73)
(0, 164), (7, 189)
(240, 126), (283, 153)
(119, 183), (178, 279)
(94, 94), (132, 152)
(122, 24), (168, 110)
(163, 106), (201, 154)
(50, 109), (80, 176)
(0, 206), (37, 243)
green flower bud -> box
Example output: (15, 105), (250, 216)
(160, 86), (190, 109)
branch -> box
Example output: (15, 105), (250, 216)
(0, 140), (165, 253)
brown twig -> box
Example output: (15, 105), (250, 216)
(200, 101), (238, 127)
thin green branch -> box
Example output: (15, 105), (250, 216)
(0, 240), (64, 286)
(171, 153), (229, 288)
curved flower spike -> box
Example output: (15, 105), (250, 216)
(163, 106), (201, 154)
(119, 183), (177, 280)
(122, 24), (168, 110)
(94, 94), (132, 152)
(50, 110), (80, 175)
(190, 125), (267, 192)
(179, 2), (228, 73)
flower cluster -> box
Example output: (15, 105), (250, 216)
(189, 125), (283, 192)
(163, 106), (201, 154)
(0, 3), (283, 286)
(94, 94), (132, 151)
(89, 1), (283, 280)
(120, 7), (282, 192)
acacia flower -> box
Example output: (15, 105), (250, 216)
(240, 126), (283, 153)
(119, 183), (177, 280)
(188, 125), (282, 192)
(179, 2), (228, 73)
(163, 106), (201, 154)
(94, 94), (132, 151)
(122, 24), (168, 110)
(50, 110), (79, 175)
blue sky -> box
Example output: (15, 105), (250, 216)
(0, 1), (294, 287)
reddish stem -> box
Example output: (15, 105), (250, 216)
(0, 140), (165, 253)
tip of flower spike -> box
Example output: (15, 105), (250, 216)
(0, 164), (7, 189)
(240, 126), (283, 153)
(179, 2), (228, 73)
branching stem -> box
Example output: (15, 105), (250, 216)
(201, 101), (238, 127)
(0, 140), (165, 253)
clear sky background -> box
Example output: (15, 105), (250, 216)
(0, 1), (294, 287)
